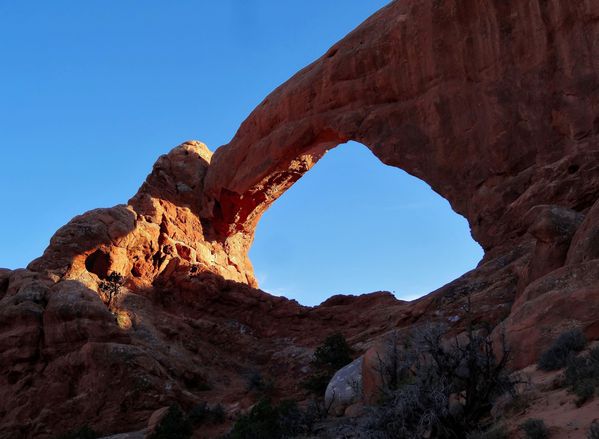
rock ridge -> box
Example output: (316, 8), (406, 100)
(1, 0), (599, 437)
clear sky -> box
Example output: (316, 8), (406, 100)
(0, 1), (483, 305)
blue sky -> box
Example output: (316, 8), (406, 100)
(0, 1), (483, 305)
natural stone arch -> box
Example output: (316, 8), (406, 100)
(201, 0), (599, 283)
(248, 140), (484, 304)
(19, 0), (599, 378)
(9, 9), (599, 431)
(29, 0), (598, 292)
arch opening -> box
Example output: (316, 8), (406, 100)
(248, 141), (483, 306)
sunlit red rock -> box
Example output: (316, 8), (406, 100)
(1, 0), (599, 437)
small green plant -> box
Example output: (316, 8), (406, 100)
(195, 381), (212, 391)
(574, 381), (595, 407)
(312, 333), (353, 370)
(302, 333), (353, 396)
(227, 399), (309, 439)
(466, 424), (508, 439)
(588, 421), (599, 439)
(564, 346), (599, 406)
(520, 418), (548, 439)
(148, 405), (192, 439)
(538, 329), (586, 371)
(54, 426), (97, 439)
(188, 402), (226, 426)
(246, 370), (274, 396)
(98, 272), (124, 310)
(301, 372), (332, 396)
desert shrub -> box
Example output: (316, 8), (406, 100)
(188, 402), (226, 426)
(98, 272), (124, 310)
(226, 399), (310, 439)
(588, 421), (599, 439)
(195, 381), (212, 391)
(574, 381), (595, 407)
(372, 331), (416, 394)
(312, 333), (353, 370)
(564, 346), (599, 406)
(504, 391), (535, 415)
(302, 333), (353, 396)
(466, 423), (508, 439)
(148, 405), (192, 439)
(301, 372), (332, 396)
(246, 370), (274, 396)
(54, 426), (97, 439)
(520, 418), (548, 439)
(369, 320), (515, 438)
(538, 329), (587, 371)
(247, 370), (263, 390)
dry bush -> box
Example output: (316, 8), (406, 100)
(564, 346), (599, 406)
(538, 329), (586, 371)
(367, 298), (515, 438)
(520, 418), (548, 439)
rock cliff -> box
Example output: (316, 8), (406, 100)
(1, 0), (598, 437)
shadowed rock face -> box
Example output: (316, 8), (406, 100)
(1, 0), (599, 437)
(202, 0), (599, 274)
(27, 0), (599, 290)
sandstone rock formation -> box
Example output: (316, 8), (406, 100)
(202, 0), (599, 271)
(1, 0), (599, 437)
(324, 357), (364, 416)
(28, 141), (255, 288)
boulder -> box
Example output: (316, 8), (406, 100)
(325, 357), (364, 416)
(145, 406), (170, 437)
(502, 259), (599, 368)
(520, 205), (584, 290)
(567, 198), (599, 265)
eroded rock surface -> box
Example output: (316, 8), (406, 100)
(202, 0), (599, 270)
(325, 357), (364, 416)
(1, 0), (599, 437)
